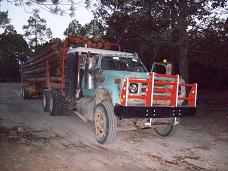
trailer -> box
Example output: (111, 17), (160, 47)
(21, 36), (197, 144)
(20, 36), (120, 98)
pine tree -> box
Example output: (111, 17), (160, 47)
(64, 19), (82, 36)
(23, 9), (52, 51)
(0, 11), (10, 28)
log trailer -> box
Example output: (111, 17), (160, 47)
(20, 36), (197, 144)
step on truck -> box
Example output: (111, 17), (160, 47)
(21, 36), (197, 144)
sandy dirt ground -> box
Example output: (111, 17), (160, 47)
(0, 83), (227, 171)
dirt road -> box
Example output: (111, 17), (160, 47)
(0, 83), (227, 171)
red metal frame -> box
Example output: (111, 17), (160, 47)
(179, 83), (197, 107)
(120, 72), (197, 107)
(46, 60), (50, 88)
(61, 39), (68, 93)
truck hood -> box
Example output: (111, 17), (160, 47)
(102, 70), (184, 84)
(102, 70), (148, 80)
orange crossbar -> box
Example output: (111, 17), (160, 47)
(154, 73), (177, 78)
(154, 87), (171, 93)
(128, 79), (148, 84)
(179, 83), (194, 87)
(128, 95), (146, 99)
(154, 81), (175, 85)
(153, 96), (171, 100)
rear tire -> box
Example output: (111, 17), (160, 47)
(42, 89), (52, 112)
(49, 90), (68, 116)
(94, 101), (117, 144)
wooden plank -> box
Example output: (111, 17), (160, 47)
(21, 52), (59, 69)
(23, 39), (62, 65)
(23, 77), (61, 83)
(22, 67), (46, 74)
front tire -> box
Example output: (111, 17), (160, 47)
(49, 90), (68, 116)
(42, 89), (52, 112)
(94, 101), (117, 144)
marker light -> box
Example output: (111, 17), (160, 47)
(163, 59), (168, 63)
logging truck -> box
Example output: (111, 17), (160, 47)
(20, 36), (197, 144)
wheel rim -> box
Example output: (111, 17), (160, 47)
(153, 118), (175, 136)
(43, 92), (46, 108)
(94, 107), (107, 140)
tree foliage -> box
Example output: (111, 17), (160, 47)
(64, 19), (104, 39)
(23, 9), (52, 51)
(3, 24), (17, 35)
(94, 0), (227, 83)
(0, 11), (10, 28)
(64, 19), (82, 36)
(0, 27), (29, 81)
(188, 17), (228, 87)
(80, 20), (104, 38)
(2, 0), (91, 16)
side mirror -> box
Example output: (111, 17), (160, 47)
(89, 67), (101, 75)
(94, 74), (105, 82)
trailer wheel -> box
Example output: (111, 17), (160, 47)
(153, 117), (180, 137)
(94, 101), (117, 144)
(42, 89), (52, 112)
(21, 85), (30, 99)
(49, 90), (68, 116)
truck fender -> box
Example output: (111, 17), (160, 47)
(94, 88), (112, 106)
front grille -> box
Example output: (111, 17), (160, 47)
(121, 73), (192, 107)
(127, 81), (170, 106)
(141, 83), (147, 94)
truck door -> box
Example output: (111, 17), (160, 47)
(65, 52), (80, 101)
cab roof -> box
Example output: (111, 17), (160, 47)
(67, 47), (137, 58)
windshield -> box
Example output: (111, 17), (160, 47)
(101, 56), (147, 72)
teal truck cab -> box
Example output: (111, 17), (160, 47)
(43, 47), (197, 144)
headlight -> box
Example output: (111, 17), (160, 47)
(129, 83), (138, 93)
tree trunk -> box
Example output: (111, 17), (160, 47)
(178, 31), (189, 82)
(35, 20), (38, 52)
(178, 0), (189, 82)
